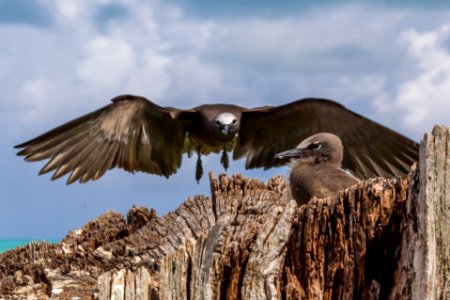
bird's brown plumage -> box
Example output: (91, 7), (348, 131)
(235, 99), (418, 179)
(15, 95), (191, 183)
(275, 133), (360, 205)
(15, 95), (419, 184)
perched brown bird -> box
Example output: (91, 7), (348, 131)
(275, 133), (360, 205)
(15, 94), (419, 184)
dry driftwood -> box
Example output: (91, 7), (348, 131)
(0, 125), (449, 299)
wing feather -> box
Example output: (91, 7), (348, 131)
(234, 98), (419, 179)
(15, 95), (191, 184)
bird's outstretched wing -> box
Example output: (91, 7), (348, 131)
(233, 98), (419, 179)
(15, 95), (193, 184)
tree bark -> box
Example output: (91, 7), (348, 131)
(1, 125), (449, 299)
(390, 125), (450, 299)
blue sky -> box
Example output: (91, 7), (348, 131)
(1, 0), (450, 239)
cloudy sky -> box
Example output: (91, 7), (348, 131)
(1, 0), (449, 239)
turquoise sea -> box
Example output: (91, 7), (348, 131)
(0, 239), (60, 254)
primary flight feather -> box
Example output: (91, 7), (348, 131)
(15, 94), (419, 183)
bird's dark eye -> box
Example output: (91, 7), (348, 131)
(308, 142), (321, 150)
(216, 120), (221, 125)
(232, 119), (237, 125)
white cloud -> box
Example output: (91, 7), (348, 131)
(0, 6), (393, 109)
(208, 6), (405, 73)
(21, 79), (51, 104)
(55, 1), (84, 20)
(77, 37), (135, 89)
(42, 0), (125, 22)
(3, 2), (449, 139)
(0, 2), (439, 139)
(379, 25), (450, 136)
(123, 49), (172, 97)
(330, 75), (387, 104)
(16, 79), (52, 124)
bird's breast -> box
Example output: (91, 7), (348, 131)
(187, 130), (235, 155)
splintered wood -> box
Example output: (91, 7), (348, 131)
(390, 125), (450, 300)
(1, 125), (449, 299)
(98, 126), (450, 299)
(99, 173), (410, 300)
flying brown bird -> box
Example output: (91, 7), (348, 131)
(275, 133), (360, 205)
(15, 94), (419, 184)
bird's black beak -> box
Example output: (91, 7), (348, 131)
(274, 148), (307, 160)
(221, 125), (230, 135)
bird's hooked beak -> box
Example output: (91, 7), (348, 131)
(221, 125), (231, 135)
(274, 147), (307, 160)
(215, 112), (237, 136)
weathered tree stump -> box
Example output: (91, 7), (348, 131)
(390, 125), (450, 300)
(0, 125), (449, 299)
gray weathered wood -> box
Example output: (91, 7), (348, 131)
(2, 125), (449, 299)
(391, 125), (450, 299)
(98, 174), (410, 299)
